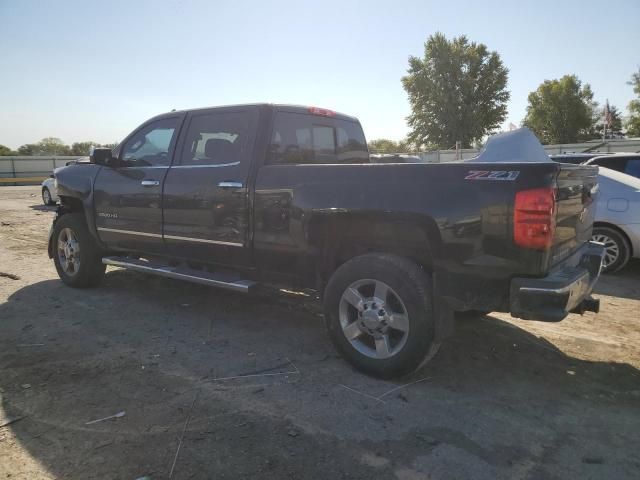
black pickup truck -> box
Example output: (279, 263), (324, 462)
(49, 104), (604, 378)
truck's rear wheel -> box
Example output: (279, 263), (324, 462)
(53, 213), (105, 288)
(323, 253), (440, 379)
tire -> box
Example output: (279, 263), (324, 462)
(323, 253), (441, 379)
(592, 226), (631, 273)
(52, 213), (106, 288)
(42, 187), (54, 206)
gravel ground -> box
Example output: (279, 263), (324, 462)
(1, 186), (639, 480)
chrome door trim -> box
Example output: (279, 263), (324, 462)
(218, 181), (243, 188)
(116, 162), (240, 170)
(163, 234), (243, 247)
(170, 162), (241, 169)
(97, 227), (163, 238)
(97, 228), (242, 246)
(118, 166), (169, 169)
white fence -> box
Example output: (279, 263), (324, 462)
(0, 156), (80, 185)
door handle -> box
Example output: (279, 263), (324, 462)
(141, 180), (160, 187)
(218, 181), (243, 188)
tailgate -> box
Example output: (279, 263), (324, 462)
(550, 164), (599, 266)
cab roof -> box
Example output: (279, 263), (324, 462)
(155, 103), (359, 122)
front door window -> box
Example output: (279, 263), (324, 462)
(121, 117), (179, 167)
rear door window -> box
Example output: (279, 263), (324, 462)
(268, 111), (368, 165)
(178, 111), (255, 166)
(312, 126), (336, 163)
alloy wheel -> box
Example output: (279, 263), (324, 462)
(57, 227), (81, 275)
(338, 279), (410, 359)
(592, 233), (619, 269)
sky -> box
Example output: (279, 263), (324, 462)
(1, 0), (639, 149)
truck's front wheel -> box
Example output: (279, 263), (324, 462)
(323, 253), (440, 379)
(53, 213), (106, 288)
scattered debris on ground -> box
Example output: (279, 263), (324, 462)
(1, 186), (639, 479)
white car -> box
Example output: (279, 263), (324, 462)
(41, 175), (58, 205)
(592, 167), (640, 272)
(584, 153), (640, 179)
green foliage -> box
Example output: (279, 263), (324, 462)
(523, 75), (597, 144)
(626, 68), (640, 137)
(0, 145), (17, 156)
(10, 138), (118, 156)
(402, 33), (510, 149)
(609, 105), (623, 132)
(16, 137), (71, 156)
(17, 144), (37, 155)
(70, 141), (97, 156)
(368, 138), (412, 153)
(37, 137), (71, 155)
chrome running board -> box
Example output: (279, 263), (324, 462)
(102, 256), (256, 293)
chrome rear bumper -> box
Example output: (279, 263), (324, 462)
(510, 241), (605, 322)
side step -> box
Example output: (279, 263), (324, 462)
(102, 256), (257, 293)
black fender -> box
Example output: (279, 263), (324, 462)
(306, 211), (442, 276)
(48, 164), (105, 257)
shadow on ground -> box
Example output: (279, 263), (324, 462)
(1, 272), (639, 479)
(28, 204), (57, 212)
(593, 258), (640, 301)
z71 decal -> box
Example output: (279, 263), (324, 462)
(465, 170), (520, 181)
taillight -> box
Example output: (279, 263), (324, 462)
(514, 187), (556, 249)
(308, 106), (336, 117)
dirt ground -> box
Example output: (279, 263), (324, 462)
(1, 185), (639, 480)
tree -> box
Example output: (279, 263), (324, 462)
(609, 105), (623, 133)
(583, 94), (601, 141)
(626, 68), (640, 137)
(368, 138), (412, 153)
(16, 138), (71, 156)
(17, 143), (37, 155)
(522, 75), (597, 144)
(35, 137), (71, 155)
(70, 141), (97, 156)
(402, 33), (510, 149)
(12, 139), (117, 156)
(0, 145), (17, 156)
